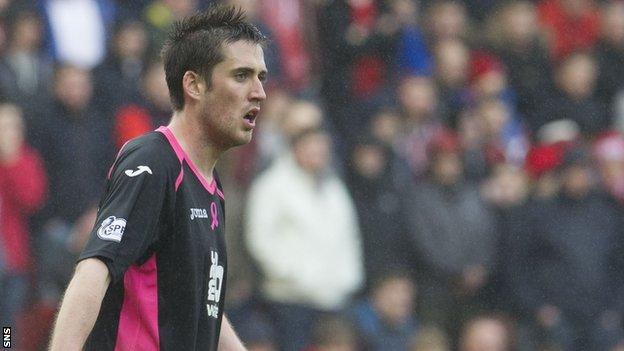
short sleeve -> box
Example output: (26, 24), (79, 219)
(79, 137), (177, 283)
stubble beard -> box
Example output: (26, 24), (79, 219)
(200, 109), (252, 152)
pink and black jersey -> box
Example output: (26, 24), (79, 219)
(79, 126), (227, 350)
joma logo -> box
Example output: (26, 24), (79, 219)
(190, 208), (209, 220)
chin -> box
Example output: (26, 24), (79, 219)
(231, 132), (254, 147)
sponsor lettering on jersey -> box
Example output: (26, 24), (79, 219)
(125, 165), (153, 177)
(97, 216), (126, 242)
(190, 208), (209, 220)
(206, 251), (223, 319)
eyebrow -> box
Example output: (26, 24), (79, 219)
(232, 67), (268, 76)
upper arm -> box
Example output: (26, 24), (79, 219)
(78, 138), (177, 283)
(73, 257), (111, 294)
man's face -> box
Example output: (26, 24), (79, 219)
(293, 132), (331, 176)
(199, 40), (267, 150)
(55, 66), (93, 112)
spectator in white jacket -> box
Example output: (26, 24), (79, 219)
(246, 126), (363, 351)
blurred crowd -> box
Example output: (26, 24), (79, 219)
(2, 0), (624, 350)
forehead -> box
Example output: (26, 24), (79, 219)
(219, 40), (266, 71)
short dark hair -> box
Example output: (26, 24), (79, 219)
(161, 5), (267, 111)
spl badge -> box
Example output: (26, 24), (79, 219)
(97, 216), (127, 242)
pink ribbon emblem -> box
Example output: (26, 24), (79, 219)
(210, 202), (219, 230)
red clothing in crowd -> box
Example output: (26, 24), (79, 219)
(113, 105), (153, 150)
(538, 0), (600, 61)
(0, 146), (47, 273)
(262, 0), (311, 91)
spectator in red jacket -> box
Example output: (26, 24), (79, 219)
(538, 0), (601, 61)
(0, 102), (47, 333)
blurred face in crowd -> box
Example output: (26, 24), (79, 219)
(144, 62), (171, 111)
(501, 1), (537, 44)
(115, 21), (148, 60)
(352, 143), (386, 179)
(459, 318), (509, 351)
(427, 1), (467, 41)
(471, 67), (508, 100)
(477, 99), (509, 140)
(390, 0), (419, 25)
(260, 88), (291, 127)
(434, 39), (469, 88)
(54, 65), (93, 112)
(293, 130), (332, 176)
(483, 164), (529, 207)
(370, 109), (401, 145)
(372, 276), (415, 327)
(557, 53), (597, 100)
(398, 76), (437, 121)
(282, 101), (323, 140)
(598, 157), (624, 200)
(431, 151), (462, 186)
(561, 164), (593, 198)
(601, 1), (624, 45)
(0, 104), (24, 161)
(11, 12), (42, 52)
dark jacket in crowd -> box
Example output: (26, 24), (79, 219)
(317, 0), (397, 141)
(346, 151), (412, 289)
(596, 39), (624, 111)
(494, 39), (553, 121)
(92, 54), (144, 116)
(508, 192), (624, 321)
(531, 88), (609, 137)
(30, 100), (113, 224)
(404, 180), (497, 282)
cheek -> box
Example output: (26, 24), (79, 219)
(204, 88), (238, 121)
(216, 86), (245, 118)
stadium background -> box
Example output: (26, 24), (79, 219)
(1, 0), (624, 350)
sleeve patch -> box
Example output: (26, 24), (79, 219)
(97, 216), (127, 242)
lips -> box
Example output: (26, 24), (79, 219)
(244, 108), (259, 122)
(243, 108), (260, 128)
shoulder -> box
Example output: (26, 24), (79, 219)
(111, 132), (180, 180)
(120, 132), (175, 161)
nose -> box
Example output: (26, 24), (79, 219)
(250, 77), (266, 102)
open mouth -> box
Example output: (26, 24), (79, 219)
(244, 109), (259, 123)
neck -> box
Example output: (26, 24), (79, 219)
(168, 110), (222, 182)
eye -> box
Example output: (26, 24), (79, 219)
(258, 72), (267, 83)
(234, 72), (247, 81)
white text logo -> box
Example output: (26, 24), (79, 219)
(190, 208), (209, 220)
(206, 251), (224, 319)
(125, 166), (152, 177)
(97, 216), (127, 242)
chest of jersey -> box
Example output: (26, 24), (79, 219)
(170, 167), (227, 318)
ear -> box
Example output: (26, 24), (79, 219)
(182, 71), (204, 104)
